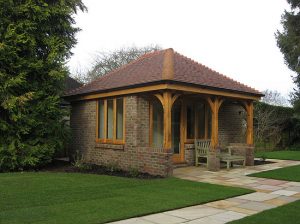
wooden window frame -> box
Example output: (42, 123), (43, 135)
(96, 97), (125, 145)
(185, 99), (210, 143)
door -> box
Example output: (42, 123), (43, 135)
(172, 102), (184, 163)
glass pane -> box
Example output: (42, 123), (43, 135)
(152, 101), (164, 148)
(98, 100), (105, 139)
(116, 98), (123, 140)
(172, 103), (181, 154)
(187, 104), (195, 139)
(107, 99), (114, 139)
(208, 107), (212, 139)
(197, 103), (205, 139)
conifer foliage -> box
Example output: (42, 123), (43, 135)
(0, 0), (86, 171)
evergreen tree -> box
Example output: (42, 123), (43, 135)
(0, 0), (86, 171)
(276, 0), (300, 105)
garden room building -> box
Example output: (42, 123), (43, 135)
(65, 48), (263, 176)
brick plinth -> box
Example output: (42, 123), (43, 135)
(245, 146), (254, 166)
(207, 148), (220, 171)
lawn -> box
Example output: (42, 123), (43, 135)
(229, 200), (300, 224)
(249, 164), (300, 182)
(0, 172), (252, 224)
(255, 150), (300, 161)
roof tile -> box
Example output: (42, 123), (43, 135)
(66, 49), (262, 97)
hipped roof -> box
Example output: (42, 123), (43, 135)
(66, 48), (262, 97)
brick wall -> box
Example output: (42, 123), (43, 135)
(70, 100), (96, 159)
(218, 102), (246, 147)
(70, 95), (173, 177)
(70, 96), (248, 175)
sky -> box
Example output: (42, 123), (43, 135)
(67, 0), (296, 98)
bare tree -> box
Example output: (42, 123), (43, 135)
(73, 45), (162, 84)
(254, 102), (292, 148)
(261, 89), (289, 106)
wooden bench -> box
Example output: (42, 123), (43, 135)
(195, 139), (211, 167)
(220, 146), (246, 170)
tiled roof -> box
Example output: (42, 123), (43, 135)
(66, 49), (262, 97)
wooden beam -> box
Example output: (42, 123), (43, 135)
(167, 84), (260, 101)
(171, 93), (181, 106)
(69, 83), (261, 102)
(154, 93), (164, 105)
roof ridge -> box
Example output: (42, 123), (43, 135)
(173, 51), (261, 94)
(66, 49), (164, 96)
(162, 48), (174, 80)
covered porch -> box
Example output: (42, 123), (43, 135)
(149, 88), (256, 171)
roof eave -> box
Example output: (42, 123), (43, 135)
(63, 80), (263, 102)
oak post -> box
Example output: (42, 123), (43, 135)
(245, 101), (254, 145)
(163, 91), (172, 151)
(206, 97), (223, 149)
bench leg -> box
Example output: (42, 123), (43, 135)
(195, 157), (198, 166)
(227, 162), (230, 170)
(243, 159), (246, 167)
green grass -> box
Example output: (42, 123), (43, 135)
(255, 150), (300, 161)
(229, 200), (300, 224)
(249, 164), (300, 182)
(0, 172), (252, 224)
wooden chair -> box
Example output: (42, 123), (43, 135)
(195, 139), (211, 167)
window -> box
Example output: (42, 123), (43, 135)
(185, 99), (211, 141)
(116, 98), (124, 140)
(97, 97), (125, 144)
(107, 99), (114, 139)
(186, 104), (195, 139)
(151, 100), (164, 148)
(196, 103), (205, 139)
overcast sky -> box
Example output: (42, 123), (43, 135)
(68, 0), (296, 98)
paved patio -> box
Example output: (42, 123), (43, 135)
(110, 159), (300, 224)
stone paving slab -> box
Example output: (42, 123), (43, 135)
(164, 205), (224, 220)
(141, 213), (187, 224)
(206, 200), (240, 209)
(271, 189), (298, 196)
(237, 201), (277, 211)
(210, 211), (247, 223)
(184, 216), (225, 224)
(110, 159), (300, 224)
(110, 218), (154, 224)
(237, 192), (279, 202)
(225, 206), (258, 215)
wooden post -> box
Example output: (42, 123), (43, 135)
(245, 101), (254, 145)
(206, 97), (224, 149)
(163, 91), (172, 150)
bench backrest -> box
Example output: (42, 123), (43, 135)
(195, 139), (211, 156)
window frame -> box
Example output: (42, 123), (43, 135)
(185, 99), (211, 143)
(96, 97), (125, 144)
